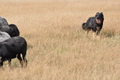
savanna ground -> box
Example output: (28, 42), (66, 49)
(0, 0), (120, 80)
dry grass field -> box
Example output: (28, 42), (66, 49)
(0, 0), (120, 80)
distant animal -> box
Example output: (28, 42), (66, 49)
(82, 12), (104, 37)
(0, 36), (27, 67)
(0, 17), (20, 37)
(0, 31), (11, 42)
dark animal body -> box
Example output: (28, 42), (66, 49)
(0, 36), (27, 67)
(0, 17), (20, 37)
(82, 12), (104, 36)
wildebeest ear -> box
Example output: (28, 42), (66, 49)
(101, 12), (104, 19)
(95, 12), (99, 17)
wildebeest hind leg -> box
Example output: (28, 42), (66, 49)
(85, 30), (90, 34)
(85, 30), (90, 37)
(21, 48), (27, 67)
(17, 54), (23, 67)
(23, 57), (27, 67)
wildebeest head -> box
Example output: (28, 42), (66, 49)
(0, 17), (20, 37)
(95, 12), (104, 24)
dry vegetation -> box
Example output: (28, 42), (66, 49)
(0, 0), (120, 80)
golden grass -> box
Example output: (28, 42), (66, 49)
(0, 0), (120, 80)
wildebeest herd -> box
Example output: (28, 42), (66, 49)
(0, 17), (27, 68)
(0, 12), (104, 68)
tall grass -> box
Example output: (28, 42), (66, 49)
(0, 0), (120, 80)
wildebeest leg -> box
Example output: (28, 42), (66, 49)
(0, 62), (3, 69)
(23, 57), (27, 67)
(85, 30), (90, 34)
(0, 62), (3, 67)
(22, 53), (27, 67)
(0, 57), (3, 67)
(92, 27), (100, 39)
(17, 54), (23, 67)
(96, 30), (101, 39)
(92, 32), (100, 39)
(92, 32), (96, 39)
(21, 49), (27, 67)
(8, 59), (11, 67)
(96, 30), (100, 35)
(85, 30), (90, 37)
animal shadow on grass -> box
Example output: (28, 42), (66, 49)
(101, 29), (115, 38)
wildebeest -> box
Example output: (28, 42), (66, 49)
(0, 17), (20, 37)
(82, 12), (104, 38)
(0, 31), (11, 42)
(0, 36), (27, 67)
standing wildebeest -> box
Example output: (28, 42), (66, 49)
(0, 36), (27, 67)
(0, 17), (20, 37)
(0, 31), (11, 42)
(82, 12), (104, 38)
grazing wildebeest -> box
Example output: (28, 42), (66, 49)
(0, 36), (27, 67)
(0, 17), (20, 37)
(0, 31), (11, 42)
(82, 12), (104, 38)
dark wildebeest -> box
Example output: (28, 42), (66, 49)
(0, 17), (20, 37)
(0, 31), (11, 42)
(0, 36), (27, 67)
(82, 12), (104, 38)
